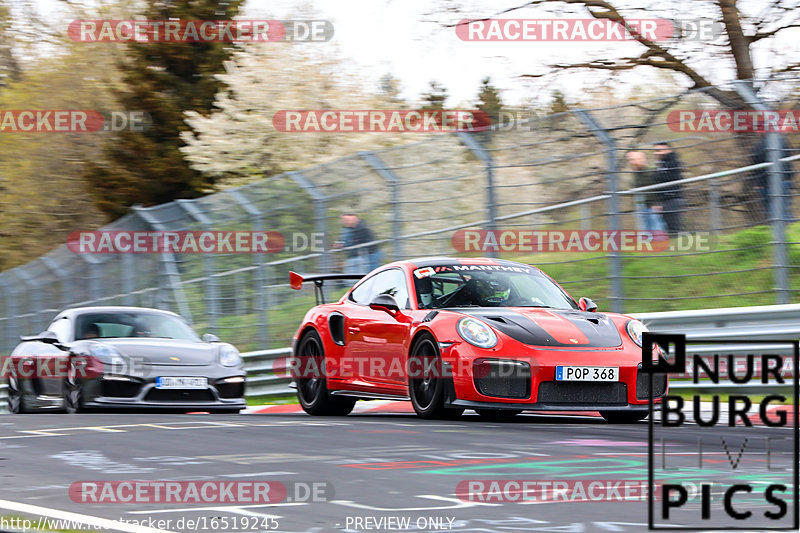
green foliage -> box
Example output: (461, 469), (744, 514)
(0, 43), (114, 270)
(83, 0), (243, 218)
(549, 90), (569, 114)
(476, 76), (503, 125)
(420, 80), (448, 110)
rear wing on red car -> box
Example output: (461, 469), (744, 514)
(289, 271), (367, 304)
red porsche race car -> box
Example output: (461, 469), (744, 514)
(288, 257), (666, 422)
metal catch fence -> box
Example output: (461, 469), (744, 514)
(0, 77), (798, 356)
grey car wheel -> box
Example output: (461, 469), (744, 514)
(63, 359), (85, 414)
(7, 372), (26, 414)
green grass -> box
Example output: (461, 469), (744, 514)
(510, 223), (800, 312)
(247, 393), (297, 405)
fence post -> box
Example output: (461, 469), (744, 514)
(734, 81), (789, 304)
(14, 268), (41, 333)
(228, 189), (269, 346)
(42, 255), (71, 309)
(132, 207), (193, 322)
(709, 181), (721, 235)
(0, 274), (16, 355)
(456, 131), (497, 258)
(74, 253), (103, 308)
(574, 109), (623, 313)
(289, 171), (328, 271)
(176, 199), (219, 332)
(580, 203), (592, 231)
(121, 253), (135, 306)
(360, 151), (403, 260)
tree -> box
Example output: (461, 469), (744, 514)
(549, 89), (569, 113)
(0, 0), (20, 87)
(0, 44), (118, 269)
(180, 43), (410, 187)
(476, 76), (503, 124)
(445, 0), (800, 108)
(83, 0), (243, 217)
(379, 73), (404, 105)
(420, 80), (449, 110)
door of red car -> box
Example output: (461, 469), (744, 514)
(341, 268), (411, 389)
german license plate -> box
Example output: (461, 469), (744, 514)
(155, 377), (208, 389)
(555, 366), (618, 381)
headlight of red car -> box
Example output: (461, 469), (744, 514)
(625, 319), (648, 347)
(457, 317), (498, 349)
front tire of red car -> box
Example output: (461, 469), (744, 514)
(600, 410), (648, 423)
(408, 333), (464, 420)
(296, 330), (355, 416)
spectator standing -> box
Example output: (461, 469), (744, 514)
(653, 142), (686, 234)
(626, 151), (666, 233)
(336, 213), (382, 274)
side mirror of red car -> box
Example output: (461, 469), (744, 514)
(578, 297), (598, 312)
(369, 294), (400, 316)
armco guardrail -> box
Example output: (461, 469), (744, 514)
(633, 303), (800, 342)
(1, 304), (797, 413)
(633, 304), (799, 390)
(243, 347), (293, 398)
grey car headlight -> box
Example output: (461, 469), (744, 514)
(89, 343), (125, 366)
(219, 344), (242, 367)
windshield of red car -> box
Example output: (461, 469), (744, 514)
(412, 264), (578, 309)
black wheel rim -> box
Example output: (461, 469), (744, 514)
(297, 336), (324, 403)
(410, 339), (439, 410)
(7, 374), (21, 414)
(64, 362), (80, 413)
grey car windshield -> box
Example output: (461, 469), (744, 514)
(413, 265), (578, 309)
(74, 312), (201, 341)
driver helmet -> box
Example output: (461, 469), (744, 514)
(81, 323), (100, 339)
(417, 276), (434, 308)
(481, 277), (511, 304)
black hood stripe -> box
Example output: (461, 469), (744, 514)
(460, 308), (622, 348)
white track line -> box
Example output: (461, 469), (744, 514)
(0, 499), (177, 533)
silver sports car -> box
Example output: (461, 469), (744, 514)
(5, 306), (246, 413)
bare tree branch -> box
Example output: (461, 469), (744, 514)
(749, 23), (800, 43)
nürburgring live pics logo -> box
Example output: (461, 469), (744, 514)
(644, 332), (799, 530)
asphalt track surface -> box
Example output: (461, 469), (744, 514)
(0, 403), (796, 533)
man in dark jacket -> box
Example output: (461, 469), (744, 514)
(653, 142), (686, 234)
(750, 132), (795, 223)
(337, 213), (382, 273)
(626, 151), (666, 232)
